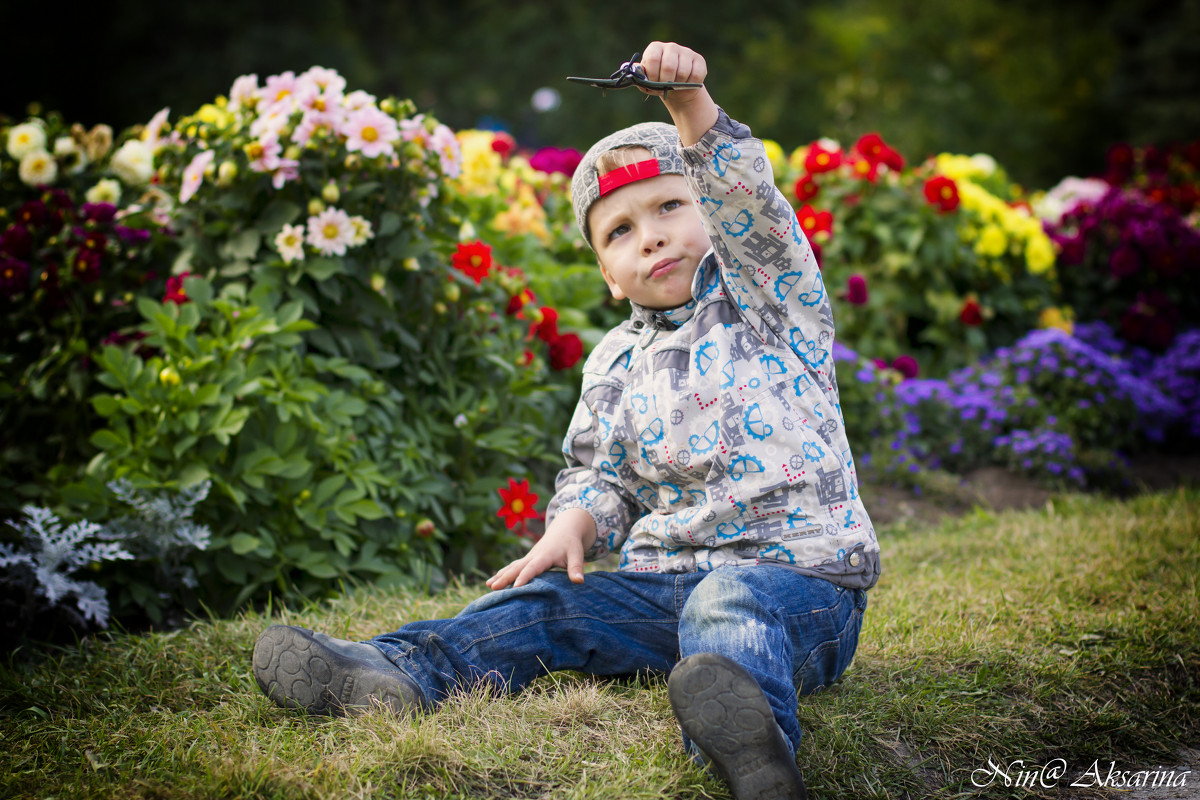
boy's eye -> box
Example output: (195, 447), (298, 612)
(663, 199), (684, 212)
(607, 223), (630, 241)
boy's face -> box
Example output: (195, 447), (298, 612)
(589, 174), (708, 311)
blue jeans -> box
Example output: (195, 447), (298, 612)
(369, 565), (867, 755)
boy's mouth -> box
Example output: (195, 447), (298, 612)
(649, 258), (680, 278)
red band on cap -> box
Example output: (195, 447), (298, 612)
(598, 159), (661, 196)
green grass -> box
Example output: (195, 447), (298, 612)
(1, 489), (1197, 799)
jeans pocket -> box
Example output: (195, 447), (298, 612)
(792, 597), (865, 696)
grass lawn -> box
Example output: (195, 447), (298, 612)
(1, 488), (1197, 799)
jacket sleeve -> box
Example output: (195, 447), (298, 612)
(682, 110), (837, 392)
(544, 338), (643, 561)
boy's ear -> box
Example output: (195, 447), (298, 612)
(598, 259), (627, 301)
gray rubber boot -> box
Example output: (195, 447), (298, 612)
(668, 652), (808, 800)
(253, 625), (425, 716)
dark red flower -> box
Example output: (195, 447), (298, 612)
(82, 202), (118, 223)
(1055, 234), (1086, 266)
(891, 355), (919, 380)
(0, 258), (30, 297)
(1120, 290), (1178, 349)
(506, 288), (535, 316)
(804, 141), (842, 174)
(452, 240), (493, 285)
(845, 273), (869, 305)
(531, 306), (559, 342)
(793, 173), (819, 203)
(923, 176), (960, 213)
(0, 225), (33, 258)
(1105, 143), (1134, 185)
(165, 271), (192, 305)
(548, 332), (583, 370)
(73, 249), (102, 283)
(17, 200), (48, 228)
(959, 297), (983, 326)
(497, 477), (540, 532)
(1109, 245), (1140, 279)
(796, 204), (833, 239)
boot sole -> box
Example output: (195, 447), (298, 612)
(669, 653), (808, 800)
(253, 625), (417, 716)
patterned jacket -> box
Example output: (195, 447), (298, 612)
(546, 111), (881, 591)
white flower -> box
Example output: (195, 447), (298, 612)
(299, 66), (347, 95)
(274, 223), (306, 263)
(430, 124), (462, 178)
(229, 74), (259, 111)
(141, 107), (172, 153)
(7, 121), (46, 159)
(342, 90), (377, 113)
(109, 139), (155, 185)
(245, 131), (282, 173)
(349, 215), (373, 246)
(305, 207), (355, 256)
(179, 149), (215, 203)
(969, 153), (997, 176)
(259, 71), (299, 114)
(86, 178), (122, 205)
(54, 136), (88, 174)
(19, 149), (57, 186)
(342, 107), (399, 159)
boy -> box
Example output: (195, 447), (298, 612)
(254, 41), (880, 800)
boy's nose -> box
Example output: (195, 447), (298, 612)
(640, 227), (667, 253)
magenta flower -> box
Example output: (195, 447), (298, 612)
(529, 147), (583, 177)
(891, 355), (920, 380)
(845, 273), (869, 305)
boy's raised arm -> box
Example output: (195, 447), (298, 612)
(636, 41), (719, 147)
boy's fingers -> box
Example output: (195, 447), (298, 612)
(566, 540), (585, 583)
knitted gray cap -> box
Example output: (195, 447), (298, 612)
(571, 121), (686, 248)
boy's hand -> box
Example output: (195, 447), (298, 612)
(637, 41), (720, 147)
(485, 507), (598, 590)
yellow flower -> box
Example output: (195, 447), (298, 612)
(158, 367), (181, 386)
(974, 224), (1008, 258)
(1025, 233), (1056, 275)
(195, 104), (232, 130)
(788, 145), (809, 172)
(1039, 306), (1073, 334)
(762, 139), (786, 174)
(455, 130), (503, 196)
(492, 183), (550, 243)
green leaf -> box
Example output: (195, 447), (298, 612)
(221, 229), (261, 261)
(254, 200), (302, 234)
(306, 258), (345, 281)
(89, 429), (125, 450)
(378, 211), (401, 238)
(230, 533), (262, 555)
(183, 276), (213, 305)
(92, 394), (120, 416)
(311, 474), (347, 507)
(178, 462), (211, 486)
(344, 499), (387, 520)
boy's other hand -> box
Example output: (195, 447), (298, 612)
(637, 41), (719, 148)
(636, 41), (707, 98)
(485, 507), (598, 590)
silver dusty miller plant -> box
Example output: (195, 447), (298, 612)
(0, 480), (212, 634)
(0, 508), (134, 628)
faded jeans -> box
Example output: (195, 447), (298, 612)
(369, 565), (867, 755)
